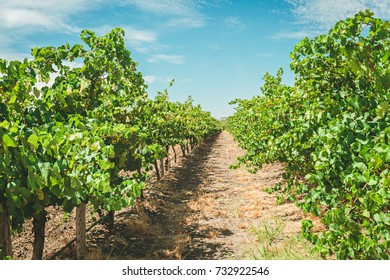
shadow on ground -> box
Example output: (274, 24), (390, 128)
(81, 133), (234, 260)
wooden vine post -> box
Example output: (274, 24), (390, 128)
(154, 161), (160, 180)
(165, 146), (170, 170)
(76, 202), (86, 259)
(32, 211), (46, 260)
(0, 202), (13, 258)
(172, 145), (177, 163)
(186, 139), (190, 154)
(159, 158), (165, 178)
(137, 169), (144, 199)
(107, 211), (115, 230)
(181, 145), (186, 157)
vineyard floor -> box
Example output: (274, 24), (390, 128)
(12, 131), (322, 259)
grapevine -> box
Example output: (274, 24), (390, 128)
(228, 10), (390, 259)
(0, 28), (221, 259)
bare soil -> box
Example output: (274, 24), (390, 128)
(11, 131), (317, 260)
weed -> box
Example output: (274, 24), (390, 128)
(249, 220), (323, 260)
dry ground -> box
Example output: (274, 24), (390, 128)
(12, 131), (321, 259)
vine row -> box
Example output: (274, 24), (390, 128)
(227, 10), (389, 259)
(0, 28), (221, 259)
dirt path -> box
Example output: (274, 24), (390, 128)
(12, 131), (317, 260)
(83, 131), (309, 259)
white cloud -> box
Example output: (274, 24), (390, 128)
(63, 60), (84, 69)
(93, 25), (159, 54)
(95, 25), (157, 44)
(0, 0), (92, 32)
(147, 54), (185, 64)
(269, 30), (315, 40)
(144, 75), (175, 84)
(123, 0), (208, 28)
(274, 0), (390, 41)
(1, 9), (53, 28)
(286, 0), (390, 30)
(144, 75), (158, 84)
(124, 0), (194, 15)
(0, 50), (31, 61)
(125, 28), (158, 53)
(167, 17), (205, 28)
(125, 27), (157, 43)
(224, 16), (246, 30)
(0, 0), (89, 12)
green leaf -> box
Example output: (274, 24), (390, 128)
(90, 141), (101, 151)
(39, 162), (51, 184)
(50, 185), (62, 197)
(2, 134), (17, 148)
(0, 120), (9, 128)
(71, 176), (82, 190)
(31, 47), (39, 57)
(66, 84), (72, 95)
(374, 213), (390, 224)
(0, 59), (6, 72)
(33, 88), (40, 98)
(353, 162), (367, 172)
(373, 213), (382, 223)
(69, 132), (83, 141)
(98, 160), (114, 171)
(28, 170), (39, 190)
(80, 78), (89, 93)
(8, 93), (17, 105)
(9, 125), (18, 133)
(349, 59), (361, 74)
(36, 189), (44, 201)
(377, 101), (389, 118)
(362, 209), (370, 218)
(27, 134), (39, 150)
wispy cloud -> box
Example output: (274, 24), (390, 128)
(123, 0), (197, 16)
(1, 9), (55, 29)
(0, 0), (215, 64)
(125, 27), (158, 53)
(167, 17), (205, 28)
(94, 25), (158, 44)
(273, 0), (390, 41)
(0, 50), (31, 61)
(125, 28), (157, 43)
(269, 30), (315, 40)
(0, 0), (91, 32)
(286, 0), (390, 31)
(144, 75), (158, 84)
(123, 0), (212, 28)
(94, 25), (158, 53)
(1, 0), (90, 12)
(147, 54), (185, 64)
(144, 75), (175, 84)
(224, 16), (246, 30)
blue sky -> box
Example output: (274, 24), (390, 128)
(1, 0), (390, 118)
